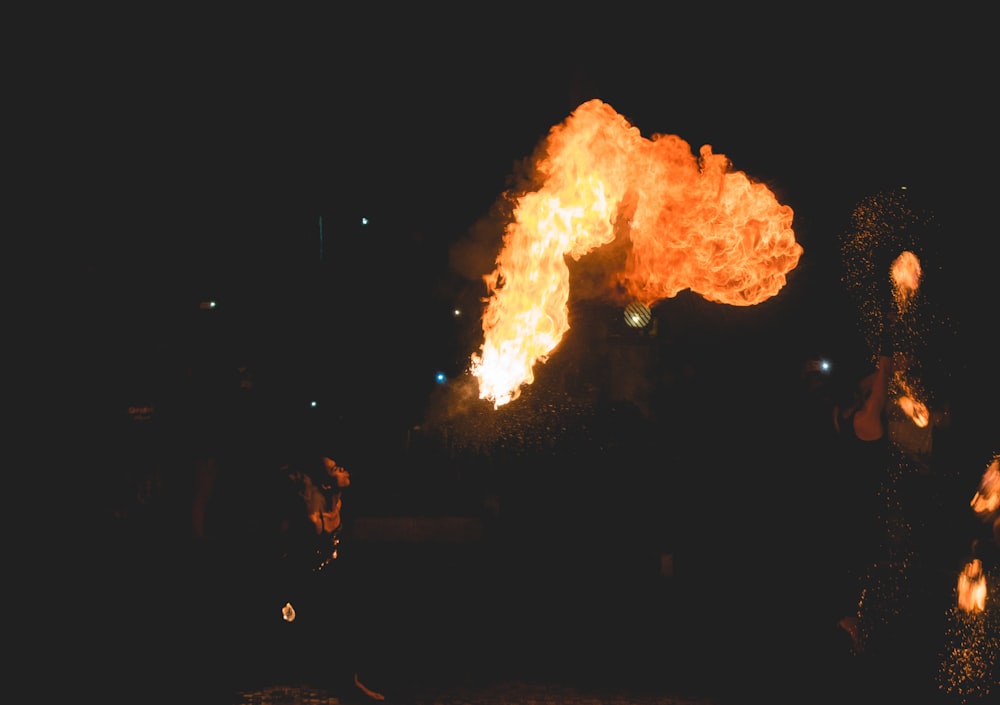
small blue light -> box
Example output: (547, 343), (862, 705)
(435, 372), (447, 384)
(820, 359), (831, 373)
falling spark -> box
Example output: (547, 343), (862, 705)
(840, 189), (931, 358)
(842, 191), (956, 447)
(472, 99), (801, 408)
(936, 457), (1000, 701)
(938, 568), (999, 702)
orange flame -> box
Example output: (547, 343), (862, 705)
(891, 250), (922, 313)
(957, 559), (987, 614)
(896, 394), (930, 428)
(891, 366), (930, 428)
(471, 100), (802, 407)
(971, 457), (1000, 518)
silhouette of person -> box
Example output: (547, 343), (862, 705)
(269, 455), (386, 701)
(828, 311), (899, 654)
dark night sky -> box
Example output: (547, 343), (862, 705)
(51, 10), (993, 261)
(37, 9), (995, 460)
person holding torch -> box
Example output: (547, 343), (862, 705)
(271, 455), (387, 701)
(829, 306), (900, 654)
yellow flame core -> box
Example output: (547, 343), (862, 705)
(472, 100), (802, 408)
(891, 249), (922, 312)
(896, 395), (930, 428)
(957, 559), (987, 614)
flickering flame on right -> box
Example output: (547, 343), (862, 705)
(957, 559), (987, 614)
(971, 457), (1000, 518)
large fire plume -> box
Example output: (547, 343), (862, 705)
(470, 99), (802, 408)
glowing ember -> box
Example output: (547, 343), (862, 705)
(471, 99), (801, 407)
(937, 597), (1000, 701)
(282, 601), (296, 622)
(840, 189), (936, 356)
(971, 456), (1000, 518)
(890, 366), (931, 431)
(958, 559), (987, 614)
(890, 249), (922, 312)
(895, 394), (929, 428)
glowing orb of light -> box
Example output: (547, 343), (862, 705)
(891, 250), (922, 298)
(624, 301), (652, 328)
(282, 602), (296, 622)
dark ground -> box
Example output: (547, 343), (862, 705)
(43, 362), (995, 705)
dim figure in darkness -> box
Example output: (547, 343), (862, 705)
(272, 455), (386, 701)
(828, 311), (899, 654)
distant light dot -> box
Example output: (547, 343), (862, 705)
(624, 301), (651, 328)
(435, 372), (447, 384)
